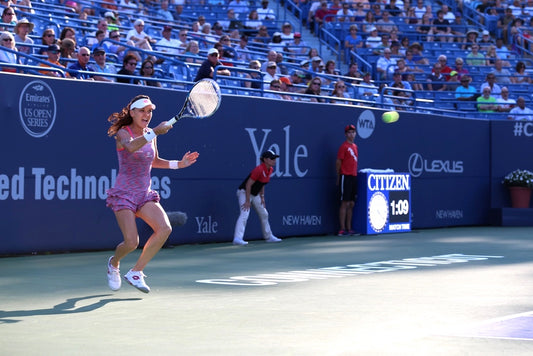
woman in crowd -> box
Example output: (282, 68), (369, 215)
(304, 76), (325, 103)
(511, 61), (532, 84)
(0, 31), (20, 72)
(39, 28), (56, 54)
(139, 58), (161, 87)
(330, 80), (351, 105)
(184, 40), (202, 64)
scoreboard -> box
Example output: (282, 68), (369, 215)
(356, 172), (411, 235)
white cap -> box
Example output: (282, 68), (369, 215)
(134, 19), (144, 26)
(482, 30), (489, 36)
(369, 26), (377, 32)
(130, 98), (156, 110)
(312, 56), (322, 62)
(104, 11), (116, 20)
(208, 48), (219, 55)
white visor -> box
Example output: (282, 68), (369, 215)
(130, 98), (156, 110)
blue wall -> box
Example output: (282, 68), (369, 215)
(1, 73), (531, 254)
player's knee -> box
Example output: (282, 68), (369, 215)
(124, 239), (139, 251)
(156, 223), (172, 238)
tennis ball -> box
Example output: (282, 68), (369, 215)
(382, 111), (399, 123)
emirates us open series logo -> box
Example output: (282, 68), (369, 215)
(19, 80), (57, 138)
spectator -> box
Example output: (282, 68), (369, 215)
(352, 2), (366, 21)
(336, 2), (354, 22)
(1, 7), (17, 30)
(426, 62), (447, 91)
(104, 11), (120, 31)
(245, 10), (262, 30)
(357, 71), (378, 101)
(310, 56), (322, 73)
(184, 40), (202, 64)
(228, 0), (250, 19)
(466, 44), (485, 66)
(417, 13), (434, 42)
(365, 26), (381, 48)
(262, 60), (279, 83)
(257, 0), (275, 21)
(59, 38), (76, 66)
(156, 26), (182, 56)
(243, 60), (262, 89)
(451, 12), (466, 43)
(289, 70), (305, 90)
(385, 0), (401, 16)
(437, 54), (452, 78)
(497, 8), (515, 45)
(377, 11), (397, 34)
(92, 46), (115, 82)
(480, 73), (502, 98)
(478, 30), (494, 51)
(304, 77), (325, 102)
(268, 32), (286, 52)
(218, 9), (239, 32)
(213, 41), (233, 66)
(235, 35), (252, 62)
(38, 28), (56, 55)
(362, 11), (377, 34)
(404, 7), (418, 24)
(278, 76), (295, 96)
(275, 52), (288, 75)
(0, 31), (19, 71)
(462, 29), (479, 50)
(106, 30), (128, 61)
(313, 1), (334, 31)
(13, 18), (33, 60)
(441, 5), (455, 22)
(156, 0), (173, 22)
(390, 70), (412, 91)
(376, 48), (396, 80)
(511, 61), (532, 84)
(477, 86), (498, 113)
(86, 18), (109, 48)
(264, 79), (284, 99)
(414, 0), (426, 19)
(60, 26), (76, 42)
(344, 24), (363, 52)
(117, 53), (139, 84)
(289, 32), (308, 58)
(330, 80), (351, 104)
(508, 96), (533, 121)
(38, 43), (69, 77)
(453, 57), (469, 80)
(496, 87), (516, 112)
(194, 48), (231, 82)
(280, 22), (294, 42)
(508, 0), (523, 17)
(408, 42), (428, 65)
(126, 19), (155, 52)
(455, 75), (477, 102)
(68, 46), (96, 80)
(172, 4), (184, 22)
(490, 58), (512, 85)
(139, 58), (161, 87)
(433, 9), (452, 43)
(252, 25), (270, 44)
(344, 62), (362, 83)
(261, 50), (279, 72)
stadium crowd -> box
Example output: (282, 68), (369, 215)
(0, 0), (532, 119)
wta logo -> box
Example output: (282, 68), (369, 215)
(19, 80), (57, 138)
(357, 110), (375, 139)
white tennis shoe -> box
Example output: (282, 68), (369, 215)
(233, 239), (248, 246)
(124, 270), (150, 293)
(265, 236), (282, 243)
(107, 256), (121, 291)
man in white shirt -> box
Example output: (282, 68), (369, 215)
(257, 0), (276, 20)
(156, 26), (183, 56)
(263, 61), (279, 83)
(376, 48), (396, 79)
(508, 97), (533, 121)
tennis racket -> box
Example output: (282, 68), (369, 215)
(165, 79), (222, 127)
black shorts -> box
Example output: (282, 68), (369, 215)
(338, 175), (358, 202)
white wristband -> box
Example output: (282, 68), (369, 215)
(143, 129), (156, 142)
(169, 160), (179, 169)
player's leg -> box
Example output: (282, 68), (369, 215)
(338, 174), (348, 235)
(251, 195), (281, 242)
(233, 189), (250, 245)
(112, 209), (141, 267)
(131, 201), (172, 272)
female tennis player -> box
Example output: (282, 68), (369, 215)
(106, 94), (199, 293)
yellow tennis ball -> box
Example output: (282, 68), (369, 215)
(382, 111), (399, 123)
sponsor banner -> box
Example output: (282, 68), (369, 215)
(0, 73), (520, 253)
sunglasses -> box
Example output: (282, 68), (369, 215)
(143, 66), (153, 69)
(2, 38), (12, 42)
(110, 35), (120, 39)
(127, 62), (137, 66)
(80, 53), (90, 56)
(271, 85), (281, 88)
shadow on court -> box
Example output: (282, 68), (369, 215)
(1, 226), (533, 355)
(0, 294), (142, 324)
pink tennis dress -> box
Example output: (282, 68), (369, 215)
(106, 126), (160, 212)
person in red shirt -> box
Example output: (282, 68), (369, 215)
(336, 124), (359, 236)
(233, 150), (283, 245)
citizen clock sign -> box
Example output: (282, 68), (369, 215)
(358, 172), (411, 235)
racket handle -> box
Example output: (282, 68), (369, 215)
(165, 117), (177, 128)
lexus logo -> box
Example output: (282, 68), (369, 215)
(408, 153), (424, 177)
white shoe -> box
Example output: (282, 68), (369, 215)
(124, 270), (150, 293)
(265, 236), (282, 243)
(107, 256), (121, 291)
(233, 239), (248, 246)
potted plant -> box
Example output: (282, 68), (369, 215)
(502, 169), (533, 208)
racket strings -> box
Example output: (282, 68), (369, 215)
(188, 81), (220, 117)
